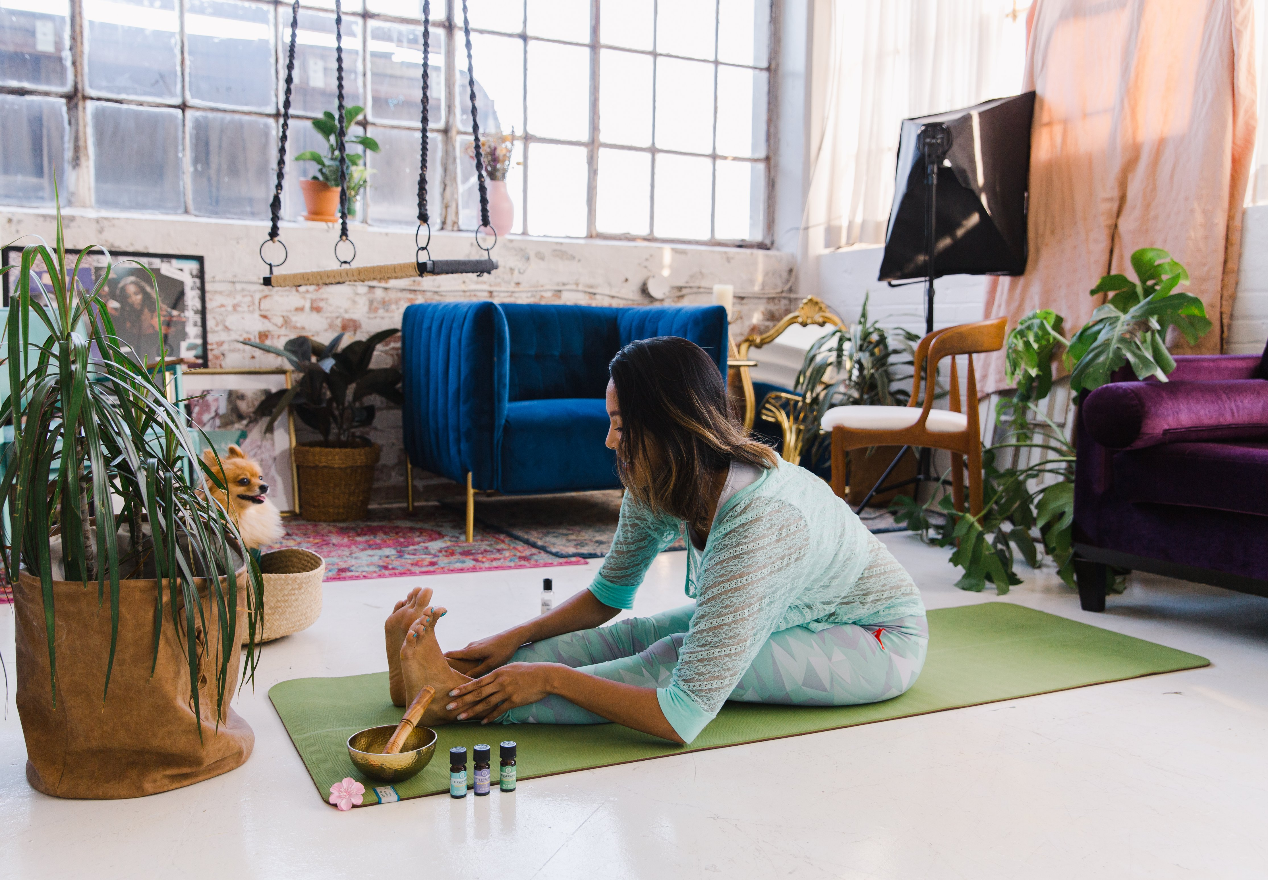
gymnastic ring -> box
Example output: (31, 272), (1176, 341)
(334, 236), (356, 267)
(415, 222), (432, 265)
(474, 225), (497, 255)
(259, 237), (288, 272)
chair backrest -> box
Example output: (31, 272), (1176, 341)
(500, 304), (619, 402)
(616, 305), (729, 375)
(499, 303), (728, 402)
(909, 317), (1007, 428)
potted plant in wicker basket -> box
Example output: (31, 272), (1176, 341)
(242, 330), (401, 522)
(1, 202), (264, 799)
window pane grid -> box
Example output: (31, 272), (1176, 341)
(0, 0), (771, 244)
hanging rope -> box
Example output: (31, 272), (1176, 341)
(259, 0), (497, 286)
(417, 0), (430, 227)
(260, 0), (300, 274)
(333, 0), (354, 265)
(461, 0), (490, 232)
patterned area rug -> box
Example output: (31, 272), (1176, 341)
(457, 490), (676, 559)
(0, 497), (914, 602)
(461, 490), (910, 559)
(272, 505), (586, 582)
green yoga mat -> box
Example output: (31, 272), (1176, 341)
(269, 603), (1208, 807)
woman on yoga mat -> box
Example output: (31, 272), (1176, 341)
(386, 336), (927, 744)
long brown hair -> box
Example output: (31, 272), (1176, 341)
(609, 336), (777, 526)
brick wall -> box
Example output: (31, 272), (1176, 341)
(2, 209), (797, 504)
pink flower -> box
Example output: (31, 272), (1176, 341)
(329, 777), (366, 811)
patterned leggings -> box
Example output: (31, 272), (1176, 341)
(498, 605), (929, 726)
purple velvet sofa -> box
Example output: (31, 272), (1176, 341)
(1072, 343), (1268, 611)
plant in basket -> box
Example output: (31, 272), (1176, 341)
(0, 194), (264, 799)
(241, 330), (402, 522)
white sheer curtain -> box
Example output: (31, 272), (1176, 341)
(809, 0), (1028, 250)
(1250, 0), (1268, 203)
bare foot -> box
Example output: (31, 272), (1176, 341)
(399, 607), (472, 725)
(385, 587), (433, 706)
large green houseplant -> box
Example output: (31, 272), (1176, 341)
(764, 296), (919, 504)
(1, 200), (263, 798)
(241, 330), (401, 521)
(893, 248), (1211, 593)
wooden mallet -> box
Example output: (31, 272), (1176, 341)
(383, 686), (436, 755)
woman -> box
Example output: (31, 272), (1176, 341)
(388, 337), (927, 745)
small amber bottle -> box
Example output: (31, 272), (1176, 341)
(473, 744), (492, 796)
(499, 741), (517, 792)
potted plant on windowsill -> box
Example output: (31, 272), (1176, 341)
(296, 105), (380, 223)
(242, 331), (402, 522)
(2, 200), (263, 799)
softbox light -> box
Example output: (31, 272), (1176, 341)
(878, 92), (1036, 284)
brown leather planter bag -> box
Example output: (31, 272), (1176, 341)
(14, 571), (254, 798)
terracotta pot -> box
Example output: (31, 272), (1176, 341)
(300, 179), (340, 222)
(14, 568), (254, 798)
(487, 179), (514, 237)
(847, 445), (918, 508)
(293, 441), (381, 522)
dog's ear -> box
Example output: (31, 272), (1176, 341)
(226, 444), (246, 459)
(201, 448), (219, 468)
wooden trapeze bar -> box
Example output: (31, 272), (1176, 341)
(262, 258), (498, 288)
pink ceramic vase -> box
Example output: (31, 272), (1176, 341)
(487, 179), (514, 237)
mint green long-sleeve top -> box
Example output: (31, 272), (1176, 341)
(588, 459), (925, 742)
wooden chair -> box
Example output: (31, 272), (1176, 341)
(822, 317), (1007, 517)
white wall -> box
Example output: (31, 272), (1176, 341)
(811, 205), (1268, 360)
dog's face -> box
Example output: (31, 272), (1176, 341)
(203, 445), (269, 512)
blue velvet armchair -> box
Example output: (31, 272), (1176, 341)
(401, 302), (728, 539)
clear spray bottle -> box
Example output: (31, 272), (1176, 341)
(541, 578), (553, 615)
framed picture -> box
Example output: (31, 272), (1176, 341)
(183, 368), (298, 515)
(2, 247), (208, 368)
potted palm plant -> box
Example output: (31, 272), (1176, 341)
(296, 105), (380, 222)
(241, 331), (402, 522)
(2, 201), (263, 799)
(766, 296), (919, 506)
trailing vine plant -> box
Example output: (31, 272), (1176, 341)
(891, 248), (1212, 593)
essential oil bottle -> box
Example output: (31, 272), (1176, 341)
(541, 578), (553, 614)
(473, 744), (492, 796)
(499, 741), (517, 792)
(449, 746), (468, 798)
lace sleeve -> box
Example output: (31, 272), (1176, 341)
(589, 491), (681, 610)
(657, 497), (810, 741)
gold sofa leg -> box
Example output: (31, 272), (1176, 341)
(465, 472), (475, 543)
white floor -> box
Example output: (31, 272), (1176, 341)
(2, 531), (1267, 880)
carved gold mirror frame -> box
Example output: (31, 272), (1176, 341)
(736, 296), (846, 432)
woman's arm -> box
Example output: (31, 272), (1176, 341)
(445, 663), (685, 744)
(447, 492), (679, 676)
(445, 589), (619, 676)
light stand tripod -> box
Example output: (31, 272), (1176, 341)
(852, 122), (951, 514)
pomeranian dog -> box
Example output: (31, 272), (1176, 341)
(201, 445), (285, 550)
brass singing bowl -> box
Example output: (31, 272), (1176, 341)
(347, 724), (438, 783)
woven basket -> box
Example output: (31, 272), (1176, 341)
(293, 441), (381, 522)
(248, 548), (325, 644)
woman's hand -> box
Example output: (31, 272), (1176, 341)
(444, 630), (527, 677)
(445, 662), (563, 723)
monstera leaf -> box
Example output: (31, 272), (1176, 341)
(1066, 248), (1211, 394)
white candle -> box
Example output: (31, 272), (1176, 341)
(712, 283), (734, 319)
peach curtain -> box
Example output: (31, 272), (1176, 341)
(980, 0), (1258, 394)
